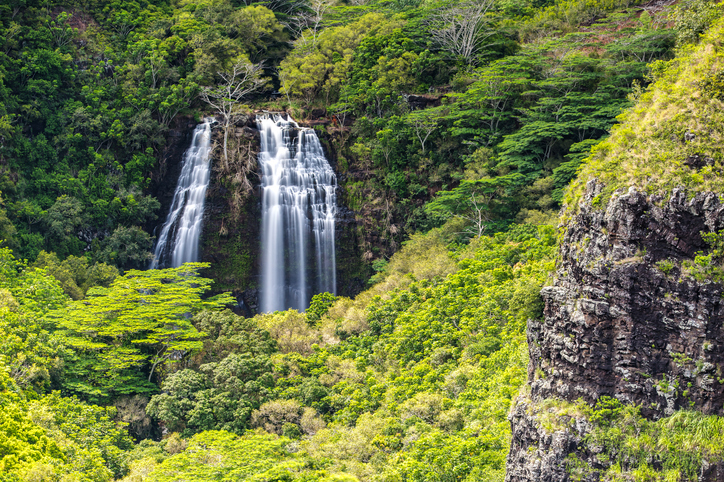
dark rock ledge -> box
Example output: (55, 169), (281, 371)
(506, 181), (724, 481)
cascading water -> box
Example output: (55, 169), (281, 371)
(150, 118), (213, 269)
(258, 114), (337, 313)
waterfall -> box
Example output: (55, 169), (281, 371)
(258, 114), (337, 313)
(150, 118), (213, 269)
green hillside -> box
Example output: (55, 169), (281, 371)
(567, 12), (724, 212)
(2, 0), (724, 480)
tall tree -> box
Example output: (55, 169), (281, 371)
(48, 263), (234, 401)
(430, 0), (494, 65)
(200, 58), (265, 162)
(425, 174), (522, 238)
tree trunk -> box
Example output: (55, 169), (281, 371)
(224, 118), (230, 162)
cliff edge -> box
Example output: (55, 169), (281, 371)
(507, 182), (724, 481)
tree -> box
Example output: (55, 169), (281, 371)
(28, 392), (134, 479)
(376, 128), (398, 167)
(43, 195), (84, 256)
(48, 263), (234, 401)
(278, 12), (394, 107)
(192, 309), (277, 363)
(306, 292), (336, 325)
(408, 110), (440, 156)
(0, 192), (18, 250)
(276, 66), (297, 104)
(0, 364), (135, 481)
(283, 0), (333, 46)
(98, 225), (154, 271)
(457, 60), (529, 144)
(429, 1), (495, 65)
(227, 5), (287, 60)
(32, 251), (119, 300)
(0, 367), (64, 477)
(146, 353), (274, 435)
(670, 0), (720, 44)
(425, 175), (522, 238)
(157, 79), (200, 127)
(0, 248), (68, 392)
(200, 58), (265, 162)
(48, 12), (77, 49)
(142, 431), (300, 481)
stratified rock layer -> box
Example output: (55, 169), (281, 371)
(506, 181), (724, 481)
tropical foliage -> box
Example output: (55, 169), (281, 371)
(1, 0), (724, 480)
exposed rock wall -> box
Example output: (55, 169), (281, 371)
(506, 394), (597, 482)
(311, 126), (370, 297)
(146, 116), (196, 236)
(506, 180), (724, 481)
(201, 115), (261, 314)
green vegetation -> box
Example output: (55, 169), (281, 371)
(134, 223), (555, 480)
(0, 0), (288, 264)
(0, 222), (556, 481)
(0, 0), (680, 269)
(566, 9), (724, 213)
(2, 0), (724, 480)
(49, 263), (235, 401)
(268, 0), (678, 256)
(535, 395), (724, 482)
(0, 367), (134, 482)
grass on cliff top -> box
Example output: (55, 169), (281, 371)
(564, 15), (724, 214)
(529, 395), (724, 482)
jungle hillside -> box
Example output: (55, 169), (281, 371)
(2, 0), (723, 480)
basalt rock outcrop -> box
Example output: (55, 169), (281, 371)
(506, 180), (724, 481)
(200, 114), (261, 314)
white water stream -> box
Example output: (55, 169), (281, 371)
(258, 114), (337, 313)
(150, 118), (213, 269)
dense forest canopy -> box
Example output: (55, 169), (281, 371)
(0, 0), (683, 264)
(1, 0), (723, 480)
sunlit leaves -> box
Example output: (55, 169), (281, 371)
(48, 263), (233, 401)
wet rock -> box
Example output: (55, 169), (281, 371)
(309, 108), (327, 120)
(403, 93), (442, 110)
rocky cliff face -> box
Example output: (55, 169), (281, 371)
(305, 122), (370, 297)
(506, 180), (724, 481)
(200, 115), (261, 314)
(146, 116), (196, 236)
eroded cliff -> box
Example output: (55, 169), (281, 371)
(507, 182), (724, 481)
(505, 13), (724, 480)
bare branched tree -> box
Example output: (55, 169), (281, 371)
(282, 0), (332, 46)
(430, 0), (495, 65)
(307, 0), (331, 41)
(200, 59), (265, 161)
(263, 0), (308, 14)
(462, 191), (492, 238)
(409, 112), (440, 155)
